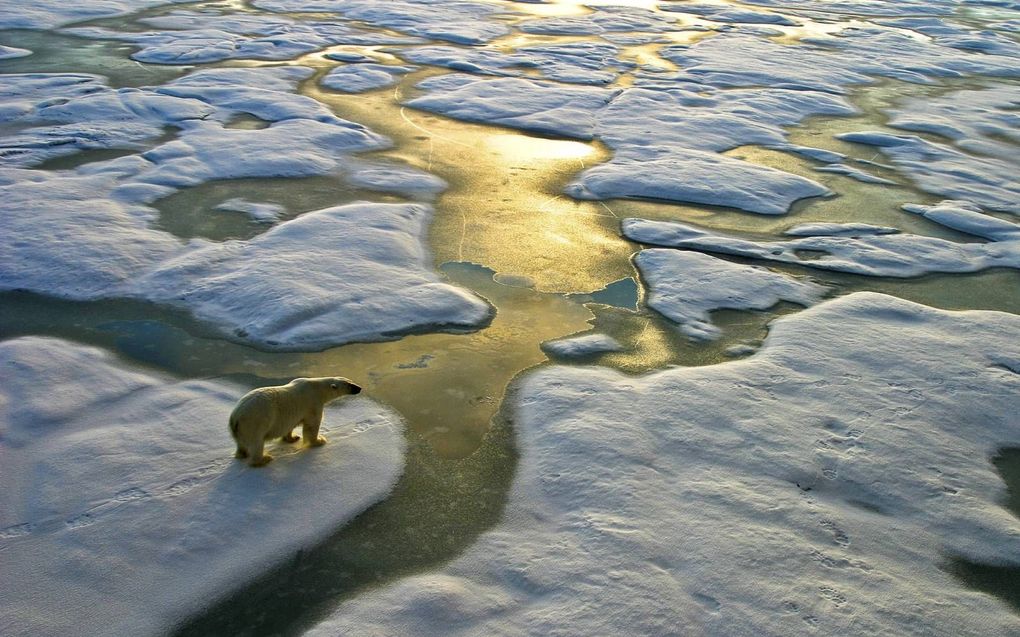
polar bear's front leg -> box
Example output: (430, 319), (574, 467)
(302, 411), (327, 447)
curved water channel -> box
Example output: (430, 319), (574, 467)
(1, 1), (1019, 634)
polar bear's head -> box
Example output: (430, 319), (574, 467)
(325, 377), (362, 398)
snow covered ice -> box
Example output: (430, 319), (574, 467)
(313, 293), (1020, 637)
(0, 337), (406, 637)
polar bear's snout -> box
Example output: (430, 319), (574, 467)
(351, 384), (362, 395)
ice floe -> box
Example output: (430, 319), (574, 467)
(0, 0), (183, 29)
(0, 67), (487, 349)
(659, 28), (1020, 93)
(0, 336), (406, 637)
(622, 200), (1020, 278)
(832, 84), (1020, 214)
(407, 75), (613, 140)
(313, 292), (1020, 636)
(660, 3), (802, 26)
(135, 203), (494, 350)
(902, 200), (1020, 242)
(518, 5), (682, 35)
(66, 11), (414, 65)
(634, 249), (828, 340)
(399, 42), (629, 86)
(838, 131), (1018, 214)
(813, 163), (897, 185)
(0, 45), (30, 59)
(738, 0), (956, 18)
(541, 333), (624, 358)
(566, 147), (830, 215)
(214, 197), (286, 223)
(253, 0), (512, 44)
(320, 63), (416, 93)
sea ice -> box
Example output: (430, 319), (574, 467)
(135, 203), (495, 350)
(214, 198), (287, 223)
(253, 0), (512, 44)
(320, 63), (416, 93)
(541, 333), (624, 358)
(518, 5), (681, 35)
(0, 68), (488, 349)
(813, 163), (897, 185)
(660, 3), (802, 26)
(407, 75), (614, 140)
(0, 0), (185, 29)
(622, 201), (1020, 278)
(634, 249), (828, 340)
(313, 293), (1020, 636)
(659, 28), (1020, 93)
(565, 148), (830, 215)
(838, 131), (1018, 214)
(0, 45), (30, 59)
(398, 42), (628, 86)
(0, 336), (406, 637)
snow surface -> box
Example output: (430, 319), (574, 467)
(634, 249), (828, 340)
(0, 67), (487, 349)
(253, 0), (512, 44)
(135, 202), (495, 350)
(312, 293), (1020, 636)
(320, 63), (416, 93)
(518, 5), (682, 36)
(398, 42), (630, 86)
(66, 11), (421, 65)
(658, 28), (1020, 93)
(0, 336), (406, 637)
(0, 0), (186, 29)
(660, 3), (801, 26)
(541, 333), (624, 358)
(622, 201), (1020, 278)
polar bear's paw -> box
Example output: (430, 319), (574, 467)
(310, 436), (327, 447)
(250, 454), (274, 467)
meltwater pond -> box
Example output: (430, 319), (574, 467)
(1, 0), (1019, 635)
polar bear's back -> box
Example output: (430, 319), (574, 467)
(229, 380), (325, 430)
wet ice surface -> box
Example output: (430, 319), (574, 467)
(1, 0), (1020, 635)
(0, 337), (406, 637)
(312, 294), (1020, 636)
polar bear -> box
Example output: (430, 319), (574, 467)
(229, 377), (362, 467)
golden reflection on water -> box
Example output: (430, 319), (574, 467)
(300, 68), (635, 293)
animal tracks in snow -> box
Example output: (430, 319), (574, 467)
(0, 459), (228, 547)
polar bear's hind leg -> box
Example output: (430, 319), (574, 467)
(248, 438), (273, 467)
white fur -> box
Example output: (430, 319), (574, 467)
(229, 377), (361, 467)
